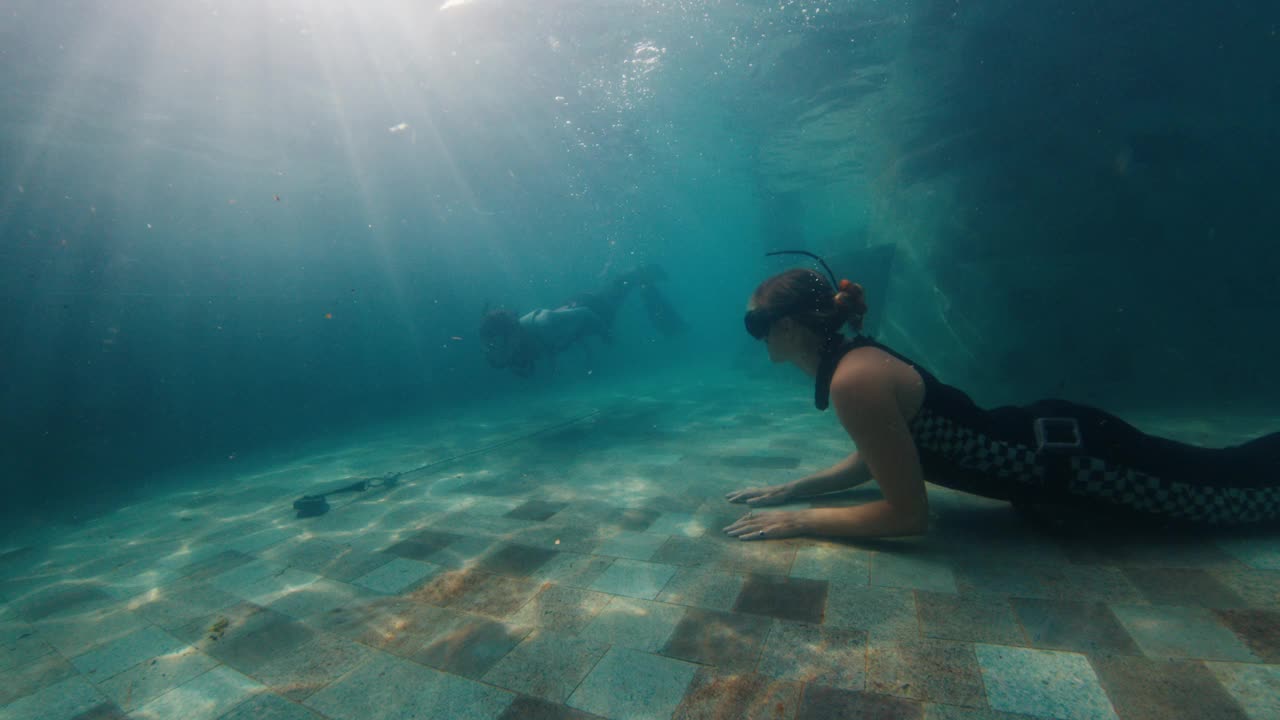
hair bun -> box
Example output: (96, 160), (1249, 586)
(835, 281), (869, 331)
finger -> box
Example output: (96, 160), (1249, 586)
(724, 520), (762, 536)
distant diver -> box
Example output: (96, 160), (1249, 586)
(480, 264), (686, 378)
(724, 251), (1280, 540)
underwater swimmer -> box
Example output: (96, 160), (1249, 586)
(724, 259), (1280, 540)
(480, 264), (686, 378)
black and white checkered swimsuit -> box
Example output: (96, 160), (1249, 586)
(815, 336), (1280, 526)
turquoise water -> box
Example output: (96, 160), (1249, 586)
(2, 2), (1278, 719)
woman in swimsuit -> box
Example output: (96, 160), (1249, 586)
(724, 258), (1280, 540)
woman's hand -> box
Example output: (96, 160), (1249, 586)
(724, 482), (795, 507)
(723, 509), (810, 541)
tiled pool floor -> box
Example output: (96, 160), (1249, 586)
(1, 380), (1277, 720)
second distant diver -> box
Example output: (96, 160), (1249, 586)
(480, 264), (686, 378)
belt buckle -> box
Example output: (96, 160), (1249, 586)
(1034, 417), (1082, 452)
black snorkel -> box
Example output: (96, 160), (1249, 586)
(765, 249), (839, 287)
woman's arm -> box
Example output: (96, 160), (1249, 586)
(726, 452), (873, 506)
(790, 451), (874, 498)
(817, 360), (930, 536)
(725, 357), (930, 539)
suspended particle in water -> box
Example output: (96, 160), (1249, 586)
(325, 313), (333, 319)
(274, 194), (281, 202)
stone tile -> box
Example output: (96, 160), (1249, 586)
(306, 651), (514, 720)
(129, 581), (242, 630)
(672, 668), (803, 720)
(719, 543), (797, 577)
(1207, 661), (1280, 720)
(482, 630), (610, 702)
(1089, 654), (1249, 720)
(510, 584), (613, 635)
(1211, 568), (1280, 609)
(97, 563), (187, 600)
(924, 705), (1040, 720)
(0, 675), (110, 720)
(69, 625), (187, 681)
(953, 559), (1053, 599)
(1216, 535), (1280, 571)
(646, 512), (708, 538)
(428, 535), (499, 570)
(511, 524), (603, 555)
(309, 597), (444, 654)
(132, 665), (264, 720)
(219, 692), (328, 719)
(352, 558), (443, 594)
(97, 644), (218, 710)
(14, 583), (114, 621)
(1012, 598), (1141, 655)
(1060, 533), (1240, 569)
(271, 538), (393, 582)
(252, 632), (375, 701)
(658, 568), (746, 611)
(974, 644), (1118, 720)
(589, 558), (679, 600)
(796, 684), (924, 720)
(437, 512), (542, 538)
(791, 545), (872, 585)
(0, 646), (76, 705)
(867, 638), (984, 706)
(67, 701), (130, 719)
(223, 526), (295, 555)
(531, 553), (614, 589)
(652, 536), (729, 568)
(733, 574), (828, 624)
(578, 596), (686, 652)
(661, 607), (773, 672)
(205, 560), (291, 600)
(186, 604), (318, 675)
(567, 646), (699, 719)
(1214, 609), (1280, 662)
(825, 583), (920, 642)
(609, 507), (664, 532)
(505, 500), (569, 521)
(497, 696), (606, 720)
(595, 531), (670, 561)
(467, 498), (526, 517)
(1042, 564), (1145, 604)
(383, 529), (467, 562)
(1123, 567), (1248, 609)
(475, 544), (560, 577)
(872, 553), (958, 594)
(0, 622), (55, 672)
(29, 605), (151, 658)
(178, 549), (255, 583)
(411, 568), (541, 618)
(410, 612), (531, 679)
(759, 620), (867, 691)
(1111, 604), (1259, 661)
(917, 592), (1024, 645)
(267, 579), (378, 622)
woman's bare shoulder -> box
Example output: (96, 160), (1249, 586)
(831, 346), (923, 416)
